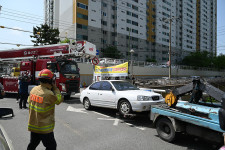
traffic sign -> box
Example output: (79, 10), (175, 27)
(96, 50), (99, 55)
(92, 56), (99, 65)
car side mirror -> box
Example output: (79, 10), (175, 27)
(111, 88), (115, 92)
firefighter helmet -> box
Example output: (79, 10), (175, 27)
(38, 69), (54, 79)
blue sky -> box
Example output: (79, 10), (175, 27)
(0, 0), (224, 55)
(217, 0), (225, 55)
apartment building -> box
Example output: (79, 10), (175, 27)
(44, 0), (217, 64)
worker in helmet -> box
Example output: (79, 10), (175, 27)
(27, 69), (63, 150)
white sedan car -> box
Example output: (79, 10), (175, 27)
(80, 80), (165, 115)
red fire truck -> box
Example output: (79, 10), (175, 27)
(0, 41), (96, 99)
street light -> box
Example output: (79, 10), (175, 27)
(130, 49), (134, 77)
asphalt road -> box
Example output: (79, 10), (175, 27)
(0, 92), (220, 150)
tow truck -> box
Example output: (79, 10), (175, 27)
(0, 41), (96, 99)
(150, 78), (225, 145)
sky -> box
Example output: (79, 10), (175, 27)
(0, 0), (224, 55)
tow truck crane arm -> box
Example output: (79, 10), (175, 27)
(165, 78), (224, 107)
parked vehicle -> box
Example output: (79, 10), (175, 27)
(80, 80), (164, 115)
(150, 78), (225, 145)
(0, 41), (96, 98)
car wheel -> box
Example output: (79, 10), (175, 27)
(156, 118), (176, 142)
(118, 100), (132, 115)
(83, 98), (91, 110)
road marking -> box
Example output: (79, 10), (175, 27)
(113, 119), (119, 126)
(66, 106), (88, 114)
(98, 117), (145, 130)
(97, 118), (120, 126)
(93, 112), (110, 118)
(125, 122), (145, 131)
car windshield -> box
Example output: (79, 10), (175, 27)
(59, 61), (78, 74)
(111, 81), (139, 91)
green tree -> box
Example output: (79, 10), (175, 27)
(146, 57), (157, 63)
(181, 51), (213, 68)
(102, 46), (124, 59)
(30, 24), (60, 46)
(60, 38), (70, 43)
(213, 54), (225, 70)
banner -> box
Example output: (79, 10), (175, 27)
(94, 62), (128, 77)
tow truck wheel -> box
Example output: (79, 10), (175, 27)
(118, 100), (132, 116)
(156, 118), (176, 142)
(83, 98), (91, 110)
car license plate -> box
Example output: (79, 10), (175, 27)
(71, 92), (76, 95)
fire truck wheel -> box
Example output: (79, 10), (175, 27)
(156, 117), (176, 142)
(64, 94), (71, 100)
(83, 98), (91, 110)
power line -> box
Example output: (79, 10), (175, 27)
(0, 42), (33, 46)
(3, 7), (76, 27)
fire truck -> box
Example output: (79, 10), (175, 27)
(0, 41), (96, 99)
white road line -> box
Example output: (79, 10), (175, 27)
(97, 118), (119, 126)
(113, 119), (119, 126)
(66, 106), (88, 114)
(125, 123), (145, 131)
(93, 112), (110, 118)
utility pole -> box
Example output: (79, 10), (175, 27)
(162, 12), (179, 79)
(169, 12), (172, 79)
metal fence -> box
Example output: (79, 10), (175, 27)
(75, 57), (224, 72)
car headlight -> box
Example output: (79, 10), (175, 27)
(137, 95), (152, 101)
(159, 95), (164, 100)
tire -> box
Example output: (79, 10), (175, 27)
(156, 118), (176, 142)
(83, 98), (91, 110)
(118, 100), (132, 116)
(64, 94), (71, 100)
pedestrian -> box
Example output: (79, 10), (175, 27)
(0, 82), (4, 99)
(16, 76), (22, 103)
(27, 69), (63, 150)
(19, 75), (30, 109)
(132, 75), (136, 85)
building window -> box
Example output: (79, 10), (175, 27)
(102, 2), (107, 7)
(112, 24), (117, 28)
(111, 32), (117, 36)
(132, 21), (138, 26)
(101, 20), (107, 26)
(126, 19), (131, 24)
(132, 5), (138, 11)
(77, 34), (88, 40)
(112, 6), (117, 10)
(127, 11), (131, 16)
(77, 13), (88, 20)
(132, 29), (138, 34)
(132, 13), (138, 18)
(102, 30), (107, 35)
(127, 3), (131, 8)
(101, 11), (107, 16)
(77, 24), (88, 30)
(77, 2), (88, 10)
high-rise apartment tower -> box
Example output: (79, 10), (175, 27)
(44, 0), (217, 63)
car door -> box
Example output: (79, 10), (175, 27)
(88, 82), (101, 106)
(98, 81), (116, 108)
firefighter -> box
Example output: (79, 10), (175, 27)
(27, 69), (63, 150)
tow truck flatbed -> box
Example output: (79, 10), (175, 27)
(150, 101), (224, 143)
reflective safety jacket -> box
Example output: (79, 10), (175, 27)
(28, 83), (63, 134)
